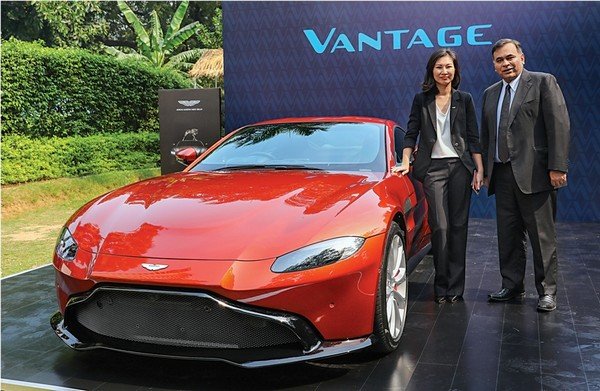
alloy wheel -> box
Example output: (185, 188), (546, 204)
(385, 234), (407, 340)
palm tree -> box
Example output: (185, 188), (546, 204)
(106, 0), (202, 71)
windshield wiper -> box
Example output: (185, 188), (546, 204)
(214, 164), (324, 171)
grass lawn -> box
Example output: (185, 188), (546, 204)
(1, 168), (161, 277)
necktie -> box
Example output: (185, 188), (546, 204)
(497, 84), (511, 162)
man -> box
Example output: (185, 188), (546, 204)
(480, 38), (570, 312)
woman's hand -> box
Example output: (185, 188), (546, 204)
(470, 153), (484, 193)
(393, 148), (414, 176)
(392, 162), (410, 176)
(472, 169), (484, 193)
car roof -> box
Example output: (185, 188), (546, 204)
(249, 116), (393, 127)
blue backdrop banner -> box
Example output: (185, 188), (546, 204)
(223, 1), (600, 222)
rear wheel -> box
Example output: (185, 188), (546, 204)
(372, 221), (408, 353)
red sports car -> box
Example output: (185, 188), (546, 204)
(51, 117), (431, 367)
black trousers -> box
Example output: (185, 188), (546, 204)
(423, 158), (472, 297)
(493, 162), (558, 296)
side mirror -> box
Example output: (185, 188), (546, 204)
(174, 146), (207, 166)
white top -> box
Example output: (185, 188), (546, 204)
(431, 105), (459, 158)
(495, 73), (522, 162)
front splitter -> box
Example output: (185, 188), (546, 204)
(50, 311), (372, 368)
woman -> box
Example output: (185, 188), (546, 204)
(395, 49), (483, 303)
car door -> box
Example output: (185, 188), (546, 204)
(393, 126), (430, 257)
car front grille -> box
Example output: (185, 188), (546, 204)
(64, 286), (318, 357)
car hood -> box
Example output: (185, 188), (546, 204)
(69, 171), (385, 260)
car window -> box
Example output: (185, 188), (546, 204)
(393, 126), (407, 163)
(190, 122), (387, 172)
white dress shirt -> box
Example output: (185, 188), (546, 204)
(432, 105), (459, 158)
(495, 73), (522, 162)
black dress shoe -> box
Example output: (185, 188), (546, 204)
(488, 288), (525, 302)
(434, 296), (447, 304)
(447, 295), (463, 303)
(537, 295), (557, 312)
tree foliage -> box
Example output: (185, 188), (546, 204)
(0, 1), (49, 43)
(1, 1), (222, 53)
(31, 0), (108, 50)
(106, 0), (204, 70)
(197, 7), (222, 49)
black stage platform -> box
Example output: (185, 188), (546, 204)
(2, 218), (599, 390)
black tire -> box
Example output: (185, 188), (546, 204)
(372, 221), (408, 353)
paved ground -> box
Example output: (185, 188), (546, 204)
(2, 218), (599, 390)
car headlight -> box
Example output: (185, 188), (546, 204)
(271, 237), (365, 273)
(56, 227), (78, 261)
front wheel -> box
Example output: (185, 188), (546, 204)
(372, 221), (408, 353)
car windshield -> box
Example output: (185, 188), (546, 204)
(190, 122), (387, 172)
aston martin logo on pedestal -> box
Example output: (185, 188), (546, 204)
(176, 99), (203, 112)
(178, 100), (201, 107)
(141, 263), (169, 271)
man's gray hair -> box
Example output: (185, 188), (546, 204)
(492, 38), (523, 55)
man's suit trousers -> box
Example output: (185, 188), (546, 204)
(493, 162), (558, 296)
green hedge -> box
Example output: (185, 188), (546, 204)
(1, 39), (191, 137)
(1, 133), (160, 184)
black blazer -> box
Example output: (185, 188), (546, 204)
(480, 69), (570, 195)
(404, 89), (481, 182)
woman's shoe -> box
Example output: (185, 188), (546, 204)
(434, 296), (447, 304)
(447, 295), (463, 303)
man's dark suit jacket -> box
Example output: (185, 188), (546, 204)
(404, 89), (481, 182)
(480, 69), (570, 195)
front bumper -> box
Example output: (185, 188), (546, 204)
(54, 233), (388, 340)
(50, 286), (372, 368)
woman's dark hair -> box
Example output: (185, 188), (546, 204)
(422, 49), (461, 92)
